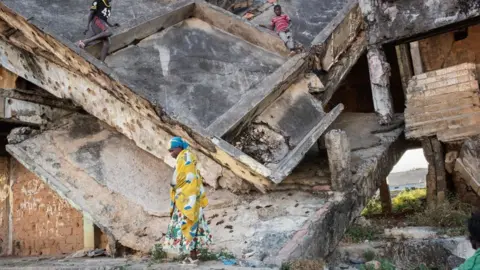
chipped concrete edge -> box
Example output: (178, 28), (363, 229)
(270, 103), (344, 183)
(311, 0), (359, 46)
(268, 127), (407, 265)
(194, 0), (289, 57)
(86, 0), (195, 57)
(0, 3), (278, 190)
(207, 53), (307, 138)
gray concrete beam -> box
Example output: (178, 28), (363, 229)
(194, 0), (288, 56)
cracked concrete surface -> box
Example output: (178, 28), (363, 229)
(233, 75), (326, 167)
(252, 0), (350, 45)
(363, 0), (480, 44)
(1, 0), (185, 42)
(6, 112), (406, 264)
(106, 18), (285, 130)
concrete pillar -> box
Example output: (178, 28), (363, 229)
(83, 215), (95, 250)
(325, 129), (352, 191)
(367, 46), (394, 125)
(395, 43), (414, 97)
(409, 41), (424, 75)
(422, 137), (446, 207)
(380, 178), (392, 214)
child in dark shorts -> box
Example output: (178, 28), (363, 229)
(76, 0), (119, 62)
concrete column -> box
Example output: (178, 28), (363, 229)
(325, 129), (352, 191)
(83, 215), (95, 250)
(395, 43), (414, 96)
(380, 178), (392, 214)
(422, 137), (446, 207)
(367, 46), (394, 125)
(409, 41), (424, 75)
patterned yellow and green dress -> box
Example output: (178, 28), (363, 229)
(163, 148), (213, 254)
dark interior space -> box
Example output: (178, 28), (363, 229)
(326, 53), (374, 112)
(384, 44), (406, 113)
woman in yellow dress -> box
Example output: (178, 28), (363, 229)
(163, 137), (212, 265)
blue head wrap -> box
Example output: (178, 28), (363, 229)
(168, 136), (189, 150)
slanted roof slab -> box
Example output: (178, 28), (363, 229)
(0, 0), (357, 188)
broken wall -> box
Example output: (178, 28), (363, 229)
(10, 159), (84, 256)
(326, 49), (404, 113)
(419, 24), (480, 72)
(364, 0), (480, 45)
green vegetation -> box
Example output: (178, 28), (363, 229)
(280, 260), (326, 270)
(344, 224), (382, 243)
(361, 188), (427, 216)
(407, 199), (471, 235)
(151, 244), (167, 262)
(197, 248), (235, 261)
(363, 249), (376, 262)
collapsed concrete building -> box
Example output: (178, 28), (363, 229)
(0, 0), (477, 265)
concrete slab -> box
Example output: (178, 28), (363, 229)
(6, 112), (406, 265)
(6, 114), (242, 253)
(1, 0), (185, 42)
(106, 18), (285, 129)
(251, 0), (350, 45)
(0, 0), (363, 188)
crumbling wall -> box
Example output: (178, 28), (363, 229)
(11, 160), (84, 256)
(362, 0), (480, 45)
(419, 25), (480, 72)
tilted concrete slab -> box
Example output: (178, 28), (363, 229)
(106, 18), (285, 130)
(364, 0), (480, 45)
(0, 0), (360, 189)
(6, 112), (407, 264)
(0, 0), (191, 43)
(251, 0), (351, 45)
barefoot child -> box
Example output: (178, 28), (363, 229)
(261, 5), (296, 56)
(76, 0), (119, 62)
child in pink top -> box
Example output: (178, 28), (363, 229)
(262, 5), (295, 55)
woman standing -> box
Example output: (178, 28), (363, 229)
(163, 137), (212, 265)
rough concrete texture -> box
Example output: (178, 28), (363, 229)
(6, 112), (405, 265)
(5, 114), (325, 258)
(0, 0), (356, 187)
(324, 112), (407, 214)
(0, 0), (187, 43)
(10, 159), (84, 256)
(106, 18), (285, 130)
(0, 257), (277, 270)
(251, 0), (350, 45)
(3, 98), (72, 125)
(362, 0), (480, 45)
(234, 75), (326, 165)
(331, 237), (474, 269)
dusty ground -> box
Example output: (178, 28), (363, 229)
(0, 256), (277, 270)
